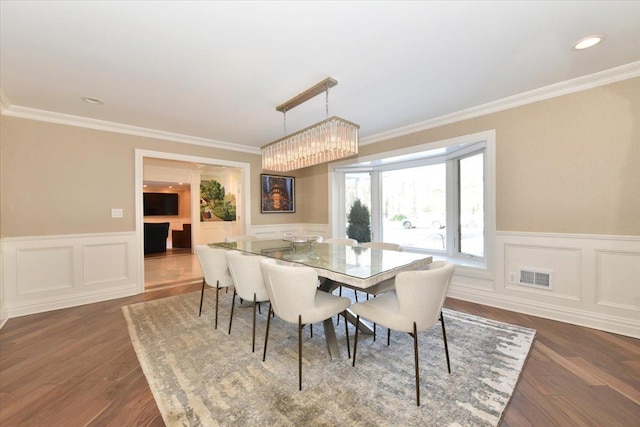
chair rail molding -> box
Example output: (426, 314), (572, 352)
(448, 231), (640, 338)
(2, 232), (139, 318)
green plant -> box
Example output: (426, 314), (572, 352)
(347, 199), (371, 243)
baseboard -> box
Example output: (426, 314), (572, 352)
(6, 285), (139, 318)
(448, 284), (640, 339)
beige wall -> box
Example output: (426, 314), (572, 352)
(0, 118), (306, 238)
(340, 77), (640, 235)
(1, 77), (639, 238)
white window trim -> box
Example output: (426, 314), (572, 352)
(329, 130), (496, 277)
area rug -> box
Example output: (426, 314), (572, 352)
(123, 290), (535, 426)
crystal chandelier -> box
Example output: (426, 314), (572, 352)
(262, 78), (359, 172)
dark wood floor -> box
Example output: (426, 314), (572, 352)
(1, 284), (638, 426)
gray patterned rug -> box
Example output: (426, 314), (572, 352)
(123, 290), (535, 426)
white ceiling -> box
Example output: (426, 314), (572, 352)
(1, 1), (639, 151)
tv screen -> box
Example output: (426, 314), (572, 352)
(144, 193), (179, 216)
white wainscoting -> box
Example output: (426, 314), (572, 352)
(2, 232), (139, 318)
(448, 231), (640, 338)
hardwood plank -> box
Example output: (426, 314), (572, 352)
(568, 356), (640, 405)
(2, 265), (639, 427)
(534, 342), (606, 386)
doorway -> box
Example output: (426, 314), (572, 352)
(135, 150), (251, 292)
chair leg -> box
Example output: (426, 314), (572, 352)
(198, 278), (206, 316)
(298, 314), (303, 391)
(228, 288), (237, 335)
(352, 315), (359, 367)
(251, 293), (257, 353)
(262, 303), (273, 362)
(413, 322), (420, 406)
(310, 324), (313, 338)
(336, 286), (342, 325)
(387, 328), (391, 346)
(214, 280), (220, 329)
(440, 311), (451, 373)
(343, 311), (351, 359)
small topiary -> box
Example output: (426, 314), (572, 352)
(347, 199), (371, 243)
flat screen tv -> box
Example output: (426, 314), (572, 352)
(144, 192), (179, 216)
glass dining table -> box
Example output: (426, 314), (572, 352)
(210, 238), (432, 358)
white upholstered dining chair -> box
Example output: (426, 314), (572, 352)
(260, 259), (352, 390)
(225, 251), (270, 352)
(195, 245), (235, 329)
(358, 241), (403, 252)
(351, 262), (455, 406)
(323, 237), (358, 246)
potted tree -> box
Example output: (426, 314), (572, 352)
(347, 199), (371, 243)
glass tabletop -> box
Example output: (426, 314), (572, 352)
(210, 239), (432, 289)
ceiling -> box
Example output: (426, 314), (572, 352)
(1, 1), (639, 152)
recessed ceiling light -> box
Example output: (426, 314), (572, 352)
(573, 34), (605, 50)
(81, 96), (104, 105)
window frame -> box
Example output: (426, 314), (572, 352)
(330, 130), (495, 273)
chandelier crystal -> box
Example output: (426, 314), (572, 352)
(262, 78), (359, 172)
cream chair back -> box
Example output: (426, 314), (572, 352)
(225, 252), (270, 302)
(195, 245), (234, 288)
(323, 238), (358, 246)
(427, 260), (448, 270)
(395, 262), (454, 332)
(260, 261), (318, 324)
(359, 242), (403, 251)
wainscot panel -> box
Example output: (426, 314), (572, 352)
(3, 232), (139, 318)
(448, 231), (640, 338)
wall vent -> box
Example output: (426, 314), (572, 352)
(517, 268), (553, 290)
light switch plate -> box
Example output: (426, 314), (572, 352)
(111, 208), (123, 218)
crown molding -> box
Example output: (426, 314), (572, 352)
(0, 104), (261, 155)
(360, 61), (640, 146)
(2, 62), (638, 153)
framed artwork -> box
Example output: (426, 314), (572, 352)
(261, 174), (295, 213)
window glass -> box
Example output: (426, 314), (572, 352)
(381, 164), (446, 250)
(344, 172), (371, 238)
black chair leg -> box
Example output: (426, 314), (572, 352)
(387, 328), (391, 346)
(262, 304), (272, 362)
(413, 322), (420, 406)
(298, 314), (303, 391)
(440, 311), (451, 373)
(228, 289), (237, 334)
(198, 278), (206, 316)
(310, 324), (313, 338)
(251, 293), (257, 353)
(214, 281), (220, 329)
(344, 311), (351, 358)
(352, 315), (359, 367)
(337, 287), (342, 325)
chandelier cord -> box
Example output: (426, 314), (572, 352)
(283, 109), (286, 136)
(325, 87), (329, 118)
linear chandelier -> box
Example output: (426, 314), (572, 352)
(262, 77), (359, 172)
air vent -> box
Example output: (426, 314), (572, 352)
(517, 268), (553, 290)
